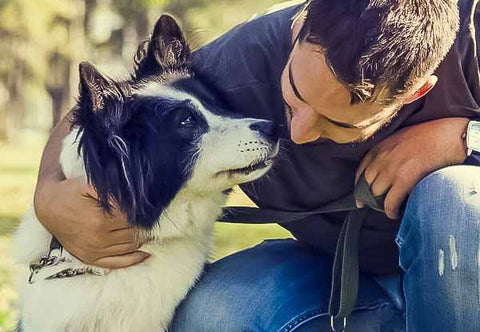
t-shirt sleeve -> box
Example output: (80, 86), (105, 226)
(190, 7), (294, 89)
(189, 5), (300, 123)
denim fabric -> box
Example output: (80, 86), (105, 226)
(170, 165), (480, 331)
(396, 165), (480, 331)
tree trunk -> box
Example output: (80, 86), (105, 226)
(1, 61), (26, 142)
(46, 52), (71, 129)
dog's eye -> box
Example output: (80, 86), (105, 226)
(180, 115), (195, 126)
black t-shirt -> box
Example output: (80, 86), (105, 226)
(192, 1), (480, 274)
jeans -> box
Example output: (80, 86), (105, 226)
(170, 166), (480, 331)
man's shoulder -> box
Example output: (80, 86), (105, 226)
(458, 0), (478, 31)
(192, 2), (303, 89)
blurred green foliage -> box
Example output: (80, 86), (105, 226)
(0, 0), (293, 141)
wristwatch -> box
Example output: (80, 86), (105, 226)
(464, 120), (480, 156)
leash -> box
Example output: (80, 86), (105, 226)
(27, 172), (388, 331)
(219, 171), (389, 332)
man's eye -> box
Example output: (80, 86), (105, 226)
(180, 115), (195, 126)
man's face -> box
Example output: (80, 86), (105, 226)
(281, 40), (398, 144)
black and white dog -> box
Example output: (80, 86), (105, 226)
(14, 15), (279, 332)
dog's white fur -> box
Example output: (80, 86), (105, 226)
(14, 86), (277, 332)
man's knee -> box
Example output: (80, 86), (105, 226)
(397, 166), (480, 265)
(403, 165), (480, 231)
(170, 284), (247, 331)
(170, 240), (308, 332)
(396, 167), (480, 330)
(169, 239), (336, 332)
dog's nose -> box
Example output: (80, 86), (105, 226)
(249, 120), (282, 140)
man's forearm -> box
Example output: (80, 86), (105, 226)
(34, 111), (73, 220)
(37, 111), (73, 183)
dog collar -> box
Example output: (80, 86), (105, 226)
(28, 237), (102, 284)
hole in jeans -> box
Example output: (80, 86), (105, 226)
(439, 249), (445, 277)
(449, 235), (458, 271)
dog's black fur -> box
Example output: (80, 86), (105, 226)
(73, 15), (216, 229)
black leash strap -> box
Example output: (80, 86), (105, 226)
(222, 193), (356, 223)
(329, 174), (384, 331)
(219, 172), (386, 332)
(50, 236), (63, 252)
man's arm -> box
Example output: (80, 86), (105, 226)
(34, 110), (71, 222)
(355, 1), (480, 218)
(34, 112), (149, 268)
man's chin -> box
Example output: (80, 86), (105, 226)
(290, 130), (328, 144)
(312, 137), (330, 143)
(289, 130), (363, 145)
(291, 136), (331, 145)
(288, 126), (371, 144)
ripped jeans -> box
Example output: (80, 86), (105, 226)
(170, 166), (480, 331)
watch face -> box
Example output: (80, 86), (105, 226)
(467, 121), (480, 152)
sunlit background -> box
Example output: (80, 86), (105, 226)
(0, 0), (301, 329)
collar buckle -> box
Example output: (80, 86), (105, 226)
(28, 239), (64, 284)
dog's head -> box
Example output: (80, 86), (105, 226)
(71, 15), (279, 230)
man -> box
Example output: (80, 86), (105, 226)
(34, 0), (480, 330)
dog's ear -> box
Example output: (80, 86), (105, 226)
(134, 14), (191, 79)
(150, 14), (191, 67)
(79, 62), (120, 112)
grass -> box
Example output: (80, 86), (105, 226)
(0, 131), (291, 331)
(0, 237), (19, 332)
(0, 132), (45, 332)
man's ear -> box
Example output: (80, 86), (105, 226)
(403, 75), (438, 105)
(79, 62), (114, 112)
(134, 14), (191, 79)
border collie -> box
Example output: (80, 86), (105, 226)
(13, 15), (279, 332)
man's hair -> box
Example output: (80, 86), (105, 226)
(299, 0), (459, 104)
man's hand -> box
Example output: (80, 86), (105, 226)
(33, 112), (148, 269)
(355, 117), (469, 220)
(34, 178), (149, 269)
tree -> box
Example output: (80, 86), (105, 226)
(0, 0), (83, 139)
(0, 0), (283, 141)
